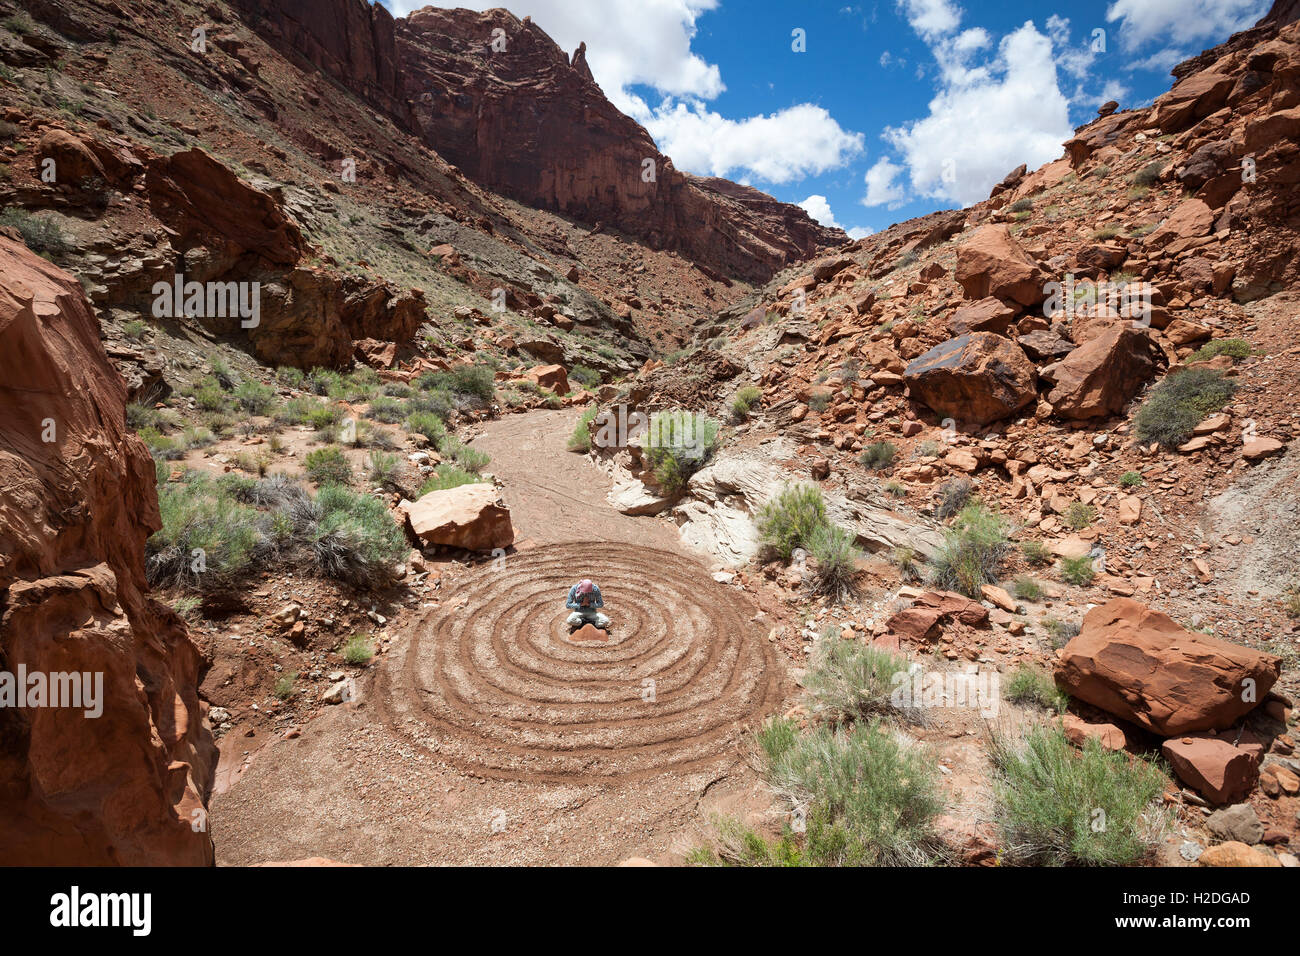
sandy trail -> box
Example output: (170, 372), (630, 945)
(211, 408), (786, 865)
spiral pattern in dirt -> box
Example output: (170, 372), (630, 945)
(374, 543), (784, 784)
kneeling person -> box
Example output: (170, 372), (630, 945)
(566, 578), (610, 630)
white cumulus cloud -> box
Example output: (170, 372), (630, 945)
(862, 158), (907, 208)
(1106, 0), (1269, 54)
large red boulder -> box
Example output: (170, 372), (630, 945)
(401, 483), (515, 552)
(1043, 326), (1166, 420)
(0, 238), (215, 864)
(1054, 599), (1282, 736)
(904, 332), (1038, 427)
(954, 224), (1048, 307)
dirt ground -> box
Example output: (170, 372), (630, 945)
(211, 408), (791, 865)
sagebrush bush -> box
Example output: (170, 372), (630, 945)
(758, 484), (828, 561)
(731, 385), (763, 421)
(989, 724), (1168, 866)
(304, 446), (352, 486)
(343, 634), (375, 665)
(367, 396), (406, 424)
(0, 208), (70, 254)
(1020, 540), (1050, 566)
(1119, 471), (1144, 488)
(1003, 664), (1067, 712)
(1013, 576), (1044, 601)
(644, 409), (719, 494)
(1188, 338), (1252, 364)
(753, 717), (945, 867)
(567, 406), (600, 452)
(1064, 502), (1097, 530)
(306, 483), (406, 587)
(418, 465), (483, 495)
(859, 440), (897, 471)
(930, 502), (1010, 598)
(406, 411), (449, 447)
(1059, 554), (1096, 586)
(1134, 368), (1237, 449)
(233, 379), (276, 415)
(803, 639), (917, 723)
(807, 523), (861, 601)
(148, 470), (261, 586)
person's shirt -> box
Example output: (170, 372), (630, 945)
(566, 583), (604, 610)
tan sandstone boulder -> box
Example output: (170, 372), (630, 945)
(402, 483), (515, 551)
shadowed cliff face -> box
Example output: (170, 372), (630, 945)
(229, 0), (844, 282)
(0, 238), (216, 865)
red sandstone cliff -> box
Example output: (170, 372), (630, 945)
(230, 0), (843, 282)
(0, 237), (216, 865)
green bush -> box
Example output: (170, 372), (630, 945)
(807, 523), (861, 601)
(406, 411), (449, 447)
(406, 387), (457, 421)
(569, 365), (602, 389)
(233, 379), (276, 416)
(1042, 617), (1081, 647)
(1119, 471), (1144, 488)
(930, 502), (1010, 598)
(148, 471), (261, 586)
(1059, 554), (1096, 586)
(731, 385), (763, 421)
(367, 396), (406, 424)
(342, 634), (375, 665)
(989, 724), (1168, 866)
(883, 481), (906, 498)
(418, 465), (483, 495)
(644, 409), (720, 495)
(1013, 576), (1044, 601)
(446, 440), (490, 473)
(307, 484), (406, 587)
(1188, 338), (1252, 364)
(859, 441), (897, 471)
(1020, 540), (1050, 566)
(0, 208), (70, 254)
(1132, 161), (1165, 187)
(366, 451), (400, 488)
(191, 377), (227, 412)
(758, 484), (828, 561)
(273, 672), (297, 700)
(304, 446), (352, 486)
(416, 364), (495, 404)
(276, 366), (306, 389)
(1064, 502), (1097, 531)
(1003, 665), (1067, 711)
(1134, 368), (1237, 449)
(803, 639), (915, 723)
(754, 718), (945, 866)
(567, 406), (600, 452)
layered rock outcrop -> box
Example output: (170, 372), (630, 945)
(231, 1), (842, 282)
(0, 238), (215, 865)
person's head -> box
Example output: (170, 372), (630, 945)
(576, 579), (594, 596)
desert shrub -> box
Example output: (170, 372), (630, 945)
(446, 439), (490, 473)
(883, 481), (906, 498)
(567, 406), (600, 452)
(122, 319), (147, 340)
(416, 364), (495, 405)
(148, 472), (261, 586)
(892, 545), (921, 582)
(914, 440), (943, 458)
(859, 441), (897, 471)
(1042, 617), (1081, 647)
(276, 366), (305, 389)
(191, 377), (227, 412)
(936, 478), (972, 520)
(753, 717), (945, 867)
(1119, 471), (1144, 488)
(233, 379), (276, 416)
(731, 385), (763, 421)
(1132, 161), (1165, 187)
(807, 523), (861, 602)
(930, 502), (1010, 598)
(569, 365), (602, 389)
(1009, 198), (1034, 214)
(0, 208), (69, 254)
(1283, 585), (1300, 619)
(406, 411), (449, 447)
(342, 634), (375, 665)
(307, 484), (406, 587)
(803, 639), (917, 724)
(989, 724), (1168, 866)
(418, 465), (483, 495)
(1188, 338), (1252, 364)
(1013, 576), (1044, 601)
(1020, 540), (1050, 566)
(1003, 665), (1067, 711)
(1091, 224), (1121, 240)
(407, 387), (458, 421)
(644, 409), (720, 495)
(304, 446), (352, 486)
(1059, 554), (1096, 586)
(758, 484), (828, 561)
(273, 672), (297, 700)
(127, 402), (164, 431)
(1064, 502), (1097, 530)
(1134, 368), (1237, 449)
(367, 396), (405, 424)
(366, 451), (401, 488)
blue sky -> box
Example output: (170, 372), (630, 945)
(380, 1), (1270, 237)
